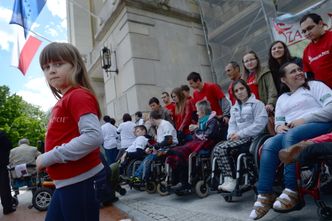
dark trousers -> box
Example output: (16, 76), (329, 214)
(45, 169), (105, 221)
(298, 142), (332, 165)
(0, 166), (13, 211)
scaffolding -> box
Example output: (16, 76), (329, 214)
(197, 0), (331, 89)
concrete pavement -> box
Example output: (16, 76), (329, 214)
(114, 187), (331, 221)
(0, 190), (129, 221)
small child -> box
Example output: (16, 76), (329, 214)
(120, 125), (149, 169)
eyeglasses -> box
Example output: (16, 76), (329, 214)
(243, 58), (256, 63)
(301, 24), (316, 34)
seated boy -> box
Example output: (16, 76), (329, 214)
(130, 110), (178, 184)
(120, 125), (149, 170)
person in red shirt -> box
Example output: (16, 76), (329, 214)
(161, 91), (176, 117)
(225, 61), (241, 105)
(171, 87), (194, 143)
(36, 42), (104, 221)
(181, 84), (197, 123)
(186, 71), (230, 124)
(301, 13), (332, 88)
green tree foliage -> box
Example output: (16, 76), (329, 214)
(0, 85), (47, 147)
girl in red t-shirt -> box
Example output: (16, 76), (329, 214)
(171, 87), (193, 144)
(36, 42), (104, 221)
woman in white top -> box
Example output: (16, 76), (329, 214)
(249, 62), (332, 220)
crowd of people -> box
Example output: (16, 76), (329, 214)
(0, 12), (331, 221)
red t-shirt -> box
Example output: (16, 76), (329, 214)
(192, 82), (225, 115)
(303, 31), (332, 88)
(165, 102), (176, 118)
(45, 87), (101, 180)
(228, 81), (236, 105)
(246, 73), (260, 100)
(173, 99), (194, 135)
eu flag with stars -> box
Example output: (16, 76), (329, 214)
(9, 0), (47, 38)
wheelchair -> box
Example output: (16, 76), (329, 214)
(158, 148), (213, 198)
(295, 154), (332, 220)
(7, 163), (54, 211)
(210, 133), (271, 202)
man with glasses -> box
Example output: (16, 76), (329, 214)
(301, 13), (332, 88)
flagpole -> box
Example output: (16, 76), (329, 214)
(29, 29), (52, 43)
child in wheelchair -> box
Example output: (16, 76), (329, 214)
(118, 125), (150, 173)
(212, 79), (268, 193)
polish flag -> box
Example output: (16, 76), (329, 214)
(11, 27), (42, 76)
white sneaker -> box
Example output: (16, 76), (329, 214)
(219, 177), (237, 192)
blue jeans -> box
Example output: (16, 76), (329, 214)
(134, 154), (157, 180)
(104, 148), (119, 165)
(258, 122), (332, 194)
(45, 169), (105, 221)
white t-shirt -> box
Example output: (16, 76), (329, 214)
(275, 81), (332, 127)
(156, 119), (178, 145)
(126, 136), (149, 153)
(117, 121), (136, 149)
(135, 118), (144, 125)
(101, 123), (118, 149)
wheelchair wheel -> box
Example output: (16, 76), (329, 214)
(317, 206), (332, 221)
(195, 180), (209, 198)
(157, 182), (169, 196)
(249, 133), (271, 174)
(32, 187), (53, 211)
(146, 181), (157, 194)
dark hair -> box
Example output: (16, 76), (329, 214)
(300, 13), (323, 25)
(171, 87), (186, 114)
(135, 111), (142, 118)
(110, 118), (116, 125)
(161, 91), (169, 97)
(242, 50), (261, 75)
(103, 115), (111, 122)
(134, 125), (147, 134)
(187, 72), (202, 82)
(279, 62), (310, 93)
(149, 97), (160, 105)
(268, 41), (293, 94)
(103, 115), (116, 125)
(229, 61), (240, 70)
(149, 110), (162, 120)
(122, 113), (132, 122)
(180, 84), (190, 92)
(232, 79), (251, 104)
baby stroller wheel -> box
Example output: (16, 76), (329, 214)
(195, 180), (209, 198)
(317, 206), (332, 221)
(146, 181), (157, 194)
(32, 187), (53, 211)
(157, 182), (169, 196)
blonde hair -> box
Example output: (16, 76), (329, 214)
(39, 42), (96, 100)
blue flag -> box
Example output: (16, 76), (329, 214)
(9, 0), (47, 38)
